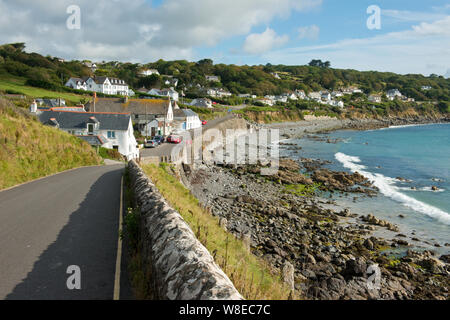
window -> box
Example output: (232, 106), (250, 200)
(107, 131), (116, 139)
(87, 123), (94, 135)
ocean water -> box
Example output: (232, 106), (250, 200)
(283, 123), (450, 253)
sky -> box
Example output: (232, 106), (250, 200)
(0, 0), (449, 76)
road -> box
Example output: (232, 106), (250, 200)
(0, 164), (129, 300)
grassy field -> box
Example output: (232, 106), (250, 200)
(0, 74), (88, 104)
(0, 98), (102, 190)
(141, 163), (294, 300)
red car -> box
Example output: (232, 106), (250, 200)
(167, 135), (182, 144)
(201, 120), (208, 125)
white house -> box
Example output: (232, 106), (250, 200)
(139, 69), (160, 77)
(386, 89), (402, 101)
(65, 77), (88, 91)
(332, 91), (343, 98)
(38, 111), (139, 160)
(190, 98), (213, 109)
(421, 86), (432, 91)
(174, 109), (202, 131)
(66, 76), (129, 96)
(321, 91), (331, 101)
(256, 98), (274, 106)
(295, 90), (306, 100)
(147, 87), (179, 101)
(205, 75), (220, 82)
(270, 72), (281, 80)
(308, 92), (322, 101)
(368, 94), (382, 103)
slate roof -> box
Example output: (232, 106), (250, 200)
(173, 108), (198, 118)
(77, 135), (108, 146)
(39, 111), (131, 131)
(85, 98), (170, 115)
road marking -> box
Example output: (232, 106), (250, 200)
(113, 175), (124, 300)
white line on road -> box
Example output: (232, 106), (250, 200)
(113, 175), (124, 300)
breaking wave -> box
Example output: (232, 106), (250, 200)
(335, 152), (450, 225)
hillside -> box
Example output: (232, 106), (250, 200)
(0, 98), (102, 190)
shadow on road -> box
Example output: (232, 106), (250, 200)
(6, 168), (124, 300)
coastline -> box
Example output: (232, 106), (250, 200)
(260, 115), (450, 139)
(180, 115), (449, 300)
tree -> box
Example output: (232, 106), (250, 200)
(308, 59), (331, 68)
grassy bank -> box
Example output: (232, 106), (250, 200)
(0, 74), (88, 104)
(0, 98), (102, 190)
(141, 163), (294, 300)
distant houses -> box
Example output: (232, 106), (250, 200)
(38, 110), (139, 160)
(203, 87), (232, 98)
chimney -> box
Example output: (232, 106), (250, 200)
(30, 100), (38, 113)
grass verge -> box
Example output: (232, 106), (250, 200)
(141, 163), (295, 300)
(0, 98), (101, 190)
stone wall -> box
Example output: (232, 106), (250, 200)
(128, 160), (243, 300)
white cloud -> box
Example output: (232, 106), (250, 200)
(297, 25), (320, 40)
(263, 16), (450, 76)
(382, 9), (447, 22)
(243, 28), (289, 55)
(0, 0), (322, 62)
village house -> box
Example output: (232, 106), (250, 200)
(65, 77), (88, 91)
(147, 87), (179, 101)
(139, 69), (160, 77)
(38, 110), (139, 160)
(342, 86), (363, 95)
(421, 86), (432, 91)
(203, 88), (232, 98)
(295, 89), (306, 100)
(368, 94), (382, 103)
(256, 98), (274, 106)
(205, 75), (220, 82)
(321, 91), (331, 101)
(84, 97), (176, 137)
(65, 76), (129, 96)
(173, 108), (202, 131)
(308, 92), (322, 101)
(386, 89), (402, 101)
(190, 98), (213, 109)
(270, 72), (281, 80)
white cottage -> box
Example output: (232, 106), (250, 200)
(39, 111), (139, 160)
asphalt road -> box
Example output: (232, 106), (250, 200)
(0, 164), (128, 300)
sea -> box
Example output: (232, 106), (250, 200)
(281, 123), (450, 254)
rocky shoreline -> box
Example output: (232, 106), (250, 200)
(180, 116), (449, 300)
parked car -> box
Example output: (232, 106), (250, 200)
(201, 120), (208, 125)
(167, 135), (182, 144)
(153, 135), (165, 144)
(144, 140), (158, 148)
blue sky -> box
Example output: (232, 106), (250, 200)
(193, 0), (450, 76)
(0, 0), (449, 76)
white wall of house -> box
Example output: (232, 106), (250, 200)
(64, 118), (138, 160)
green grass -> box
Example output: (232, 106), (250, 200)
(283, 184), (318, 197)
(0, 74), (88, 104)
(0, 98), (102, 190)
(142, 163), (295, 300)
